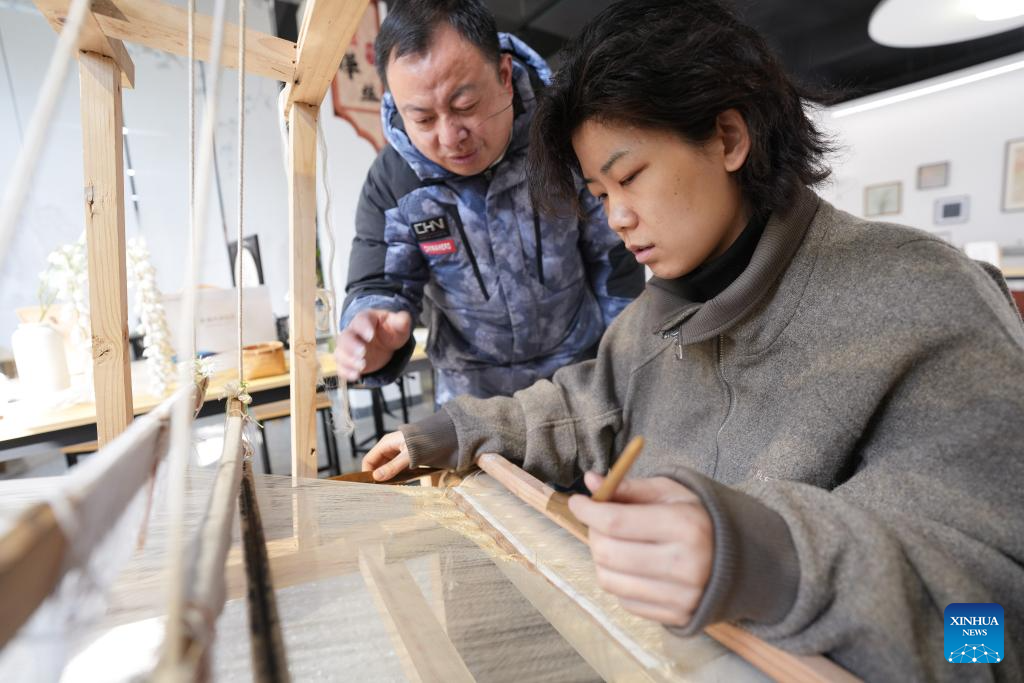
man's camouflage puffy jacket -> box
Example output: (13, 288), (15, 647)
(340, 34), (643, 405)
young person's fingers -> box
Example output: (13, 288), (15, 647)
(373, 450), (411, 481)
(584, 471), (700, 505)
(361, 431), (406, 472)
(569, 495), (711, 544)
(588, 532), (712, 588)
(607, 476), (702, 505)
(616, 596), (693, 627)
(594, 565), (703, 618)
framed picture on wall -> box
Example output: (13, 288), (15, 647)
(934, 195), (969, 225)
(864, 181), (902, 217)
(917, 161), (949, 189)
(1003, 138), (1024, 212)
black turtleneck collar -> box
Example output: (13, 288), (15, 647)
(670, 211), (769, 303)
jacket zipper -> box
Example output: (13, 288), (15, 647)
(532, 210), (545, 285)
(713, 334), (733, 479)
(661, 327), (683, 360)
(452, 214), (490, 299)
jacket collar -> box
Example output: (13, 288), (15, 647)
(379, 33), (550, 182)
(647, 186), (821, 340)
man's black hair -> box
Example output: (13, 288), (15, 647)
(375, 0), (500, 90)
(528, 0), (836, 217)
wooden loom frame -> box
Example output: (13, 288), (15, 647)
(6, 1), (861, 680)
(30, 0), (367, 480)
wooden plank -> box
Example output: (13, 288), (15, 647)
(80, 51), (133, 447)
(0, 504), (67, 650)
(33, 0), (135, 88)
(705, 624), (861, 683)
(284, 0), (367, 109)
(475, 453), (589, 543)
(0, 352), (346, 447)
(478, 456), (861, 683)
(35, 0), (295, 82)
(0, 390), (178, 652)
(358, 550), (476, 683)
(288, 102), (319, 481)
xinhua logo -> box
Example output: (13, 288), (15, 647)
(944, 603), (1003, 664)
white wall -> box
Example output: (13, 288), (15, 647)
(4, 0), (1023, 357)
(817, 53), (1024, 248)
(0, 0), (378, 354)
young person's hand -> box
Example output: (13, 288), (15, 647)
(362, 431), (411, 481)
(568, 473), (713, 626)
(335, 309), (412, 382)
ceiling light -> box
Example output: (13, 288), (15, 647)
(961, 0), (1024, 21)
(830, 56), (1024, 118)
(870, 0), (1024, 47)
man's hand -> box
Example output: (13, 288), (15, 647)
(362, 431), (411, 481)
(335, 310), (412, 382)
(568, 473), (714, 627)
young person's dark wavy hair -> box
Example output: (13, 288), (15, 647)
(528, 0), (835, 217)
(375, 0), (500, 90)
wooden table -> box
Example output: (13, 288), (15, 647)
(1, 344), (430, 453)
(0, 353), (340, 451)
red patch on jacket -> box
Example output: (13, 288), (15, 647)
(420, 239), (456, 256)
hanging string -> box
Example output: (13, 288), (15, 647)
(0, 0), (90, 270)
(188, 0), (196, 357)
(276, 88), (355, 437)
(316, 118), (355, 436)
(162, 0), (229, 668)
(236, 0), (246, 385)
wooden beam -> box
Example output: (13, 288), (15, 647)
(475, 453), (589, 543)
(288, 102), (319, 481)
(33, 0), (136, 88)
(0, 391), (177, 652)
(0, 504), (66, 650)
(478, 456), (861, 683)
(358, 550), (476, 683)
(80, 51), (133, 447)
(284, 0), (367, 109)
(36, 0), (295, 82)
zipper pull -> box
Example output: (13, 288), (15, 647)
(661, 327), (683, 360)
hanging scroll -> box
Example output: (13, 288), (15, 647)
(330, 1), (385, 151)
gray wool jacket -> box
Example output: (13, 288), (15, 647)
(401, 187), (1024, 682)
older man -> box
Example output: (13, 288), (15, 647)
(335, 0), (642, 405)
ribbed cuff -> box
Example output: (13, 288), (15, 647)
(399, 411), (459, 469)
(663, 468), (800, 636)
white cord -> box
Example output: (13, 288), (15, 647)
(163, 0), (229, 666)
(236, 0), (246, 383)
(317, 115), (354, 436)
(278, 88), (355, 437)
(0, 0), (89, 269)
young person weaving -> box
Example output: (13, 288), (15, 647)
(362, 1), (1024, 679)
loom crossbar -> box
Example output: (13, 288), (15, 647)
(474, 454), (862, 683)
(0, 388), (186, 651)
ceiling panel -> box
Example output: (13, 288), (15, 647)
(484, 0), (1024, 101)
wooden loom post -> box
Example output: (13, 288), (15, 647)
(285, 0), (368, 481)
(288, 102), (320, 481)
(79, 50), (133, 446)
